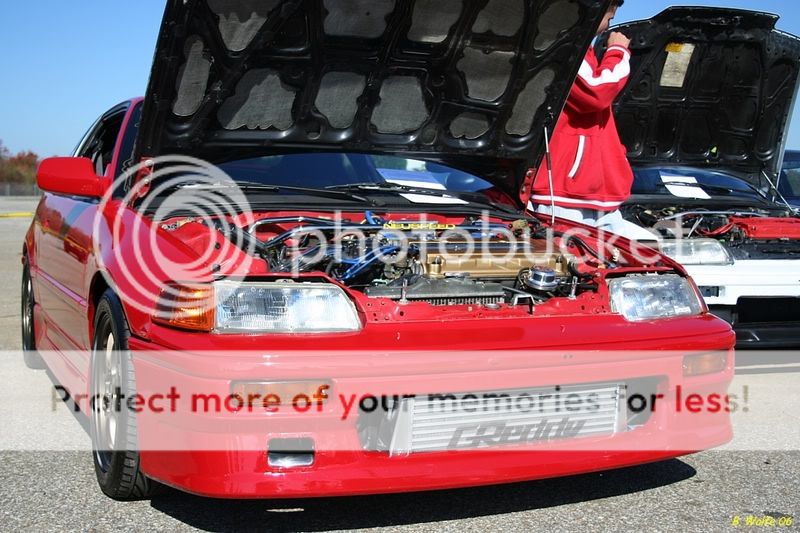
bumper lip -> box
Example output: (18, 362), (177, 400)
(142, 446), (731, 499)
(733, 323), (800, 349)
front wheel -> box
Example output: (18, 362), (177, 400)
(21, 260), (46, 369)
(90, 289), (162, 500)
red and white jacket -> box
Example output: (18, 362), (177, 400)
(530, 45), (634, 212)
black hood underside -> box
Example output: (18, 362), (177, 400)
(135, 0), (612, 205)
(600, 7), (800, 182)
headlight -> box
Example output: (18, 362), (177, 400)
(608, 274), (704, 322)
(659, 239), (733, 266)
(215, 281), (362, 333)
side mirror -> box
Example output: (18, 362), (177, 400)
(37, 157), (106, 198)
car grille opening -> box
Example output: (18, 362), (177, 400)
(419, 296), (505, 306)
(736, 297), (800, 324)
(267, 438), (315, 468)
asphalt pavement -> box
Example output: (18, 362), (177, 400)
(0, 197), (797, 533)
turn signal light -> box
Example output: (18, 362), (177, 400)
(683, 352), (728, 377)
(230, 381), (332, 408)
(153, 284), (215, 332)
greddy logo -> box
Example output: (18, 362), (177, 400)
(448, 418), (587, 449)
(383, 222), (457, 231)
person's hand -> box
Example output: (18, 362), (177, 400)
(608, 31), (631, 49)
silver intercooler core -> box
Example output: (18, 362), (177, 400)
(358, 383), (630, 455)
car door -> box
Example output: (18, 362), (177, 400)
(35, 105), (128, 353)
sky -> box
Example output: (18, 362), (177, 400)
(1, 1), (800, 157)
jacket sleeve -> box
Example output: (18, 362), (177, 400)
(566, 45), (631, 114)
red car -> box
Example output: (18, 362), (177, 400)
(23, 0), (735, 500)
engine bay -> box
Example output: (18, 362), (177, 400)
(248, 215), (585, 307)
(163, 211), (642, 311)
(622, 204), (800, 243)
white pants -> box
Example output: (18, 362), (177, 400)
(535, 205), (658, 242)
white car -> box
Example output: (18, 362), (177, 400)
(611, 7), (800, 347)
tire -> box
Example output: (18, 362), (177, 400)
(21, 260), (46, 370)
(90, 289), (163, 500)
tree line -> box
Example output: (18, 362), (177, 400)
(0, 140), (40, 184)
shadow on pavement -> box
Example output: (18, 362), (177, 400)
(735, 350), (800, 374)
(735, 351), (800, 368)
(150, 459), (696, 532)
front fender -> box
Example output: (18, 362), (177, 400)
(92, 201), (257, 338)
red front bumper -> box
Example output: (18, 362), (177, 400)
(127, 317), (734, 498)
(140, 448), (716, 499)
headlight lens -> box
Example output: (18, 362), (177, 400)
(608, 274), (704, 322)
(215, 281), (362, 333)
(659, 239), (733, 265)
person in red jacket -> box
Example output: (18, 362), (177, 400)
(531, 0), (655, 241)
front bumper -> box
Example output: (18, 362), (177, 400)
(128, 326), (734, 498)
(710, 304), (800, 348)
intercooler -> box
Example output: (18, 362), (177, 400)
(358, 383), (628, 455)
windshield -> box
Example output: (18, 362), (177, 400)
(631, 167), (765, 202)
(779, 152), (800, 201)
(214, 153), (514, 205)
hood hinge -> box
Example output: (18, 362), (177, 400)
(131, 157), (155, 202)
